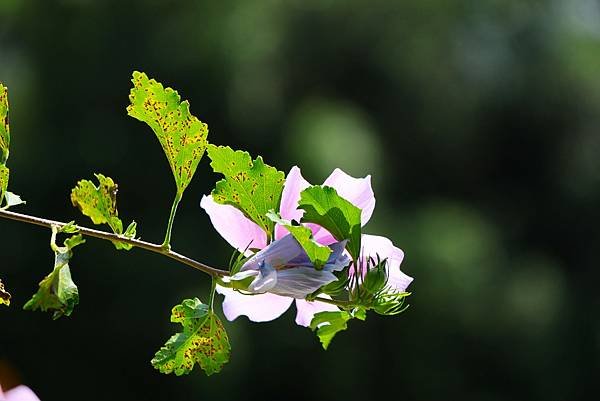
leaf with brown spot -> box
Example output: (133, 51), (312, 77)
(207, 145), (285, 241)
(0, 83), (9, 164)
(0, 278), (11, 306)
(70, 174), (137, 250)
(127, 71), (208, 195)
(152, 298), (230, 376)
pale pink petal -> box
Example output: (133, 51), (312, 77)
(216, 285), (293, 322)
(5, 386), (41, 401)
(323, 168), (376, 226)
(275, 166), (311, 240)
(294, 297), (339, 327)
(201, 195), (267, 252)
(361, 234), (413, 292)
(311, 225), (337, 245)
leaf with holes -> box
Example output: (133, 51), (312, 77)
(299, 186), (362, 260)
(23, 226), (85, 319)
(152, 298), (230, 376)
(207, 145), (285, 240)
(71, 174), (136, 250)
(127, 71), (209, 195)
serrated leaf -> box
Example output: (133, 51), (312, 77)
(127, 71), (208, 195)
(152, 298), (230, 376)
(266, 211), (331, 268)
(24, 227), (85, 319)
(0, 84), (9, 164)
(0, 279), (11, 306)
(299, 186), (362, 260)
(71, 174), (136, 250)
(0, 165), (7, 206)
(207, 145), (285, 240)
(310, 310), (352, 350)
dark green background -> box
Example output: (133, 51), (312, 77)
(1, 1), (598, 400)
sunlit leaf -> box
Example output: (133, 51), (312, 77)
(310, 310), (352, 350)
(207, 145), (285, 240)
(152, 298), (230, 376)
(0, 165), (7, 206)
(0, 279), (11, 306)
(266, 210), (331, 268)
(23, 225), (85, 319)
(70, 174), (136, 250)
(299, 186), (362, 259)
(0, 83), (9, 164)
(127, 71), (208, 195)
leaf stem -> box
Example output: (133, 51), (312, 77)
(0, 208), (229, 277)
(162, 192), (182, 250)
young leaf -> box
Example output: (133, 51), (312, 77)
(71, 174), (136, 250)
(127, 71), (209, 195)
(310, 308), (366, 350)
(310, 310), (352, 350)
(266, 210), (332, 268)
(299, 186), (362, 260)
(0, 279), (11, 306)
(24, 226), (85, 319)
(152, 298), (230, 376)
(0, 83), (9, 164)
(0, 165), (7, 206)
(207, 145), (285, 240)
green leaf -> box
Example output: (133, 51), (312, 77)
(266, 210), (332, 268)
(0, 165), (7, 206)
(70, 174), (136, 250)
(24, 226), (85, 319)
(152, 298), (230, 376)
(310, 310), (352, 350)
(207, 145), (285, 240)
(0, 279), (11, 306)
(127, 71), (209, 195)
(299, 186), (362, 260)
(0, 83), (9, 164)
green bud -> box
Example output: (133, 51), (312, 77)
(363, 267), (387, 295)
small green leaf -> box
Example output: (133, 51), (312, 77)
(310, 310), (352, 350)
(299, 186), (362, 260)
(152, 298), (230, 376)
(127, 71), (209, 195)
(24, 226), (85, 319)
(0, 165), (7, 206)
(207, 145), (285, 240)
(0, 279), (11, 306)
(266, 210), (332, 268)
(0, 83), (9, 164)
(71, 174), (136, 250)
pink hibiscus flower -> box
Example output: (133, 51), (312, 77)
(0, 385), (41, 401)
(201, 166), (413, 327)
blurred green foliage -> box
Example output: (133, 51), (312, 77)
(0, 1), (599, 400)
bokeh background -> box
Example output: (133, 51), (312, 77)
(1, 1), (599, 400)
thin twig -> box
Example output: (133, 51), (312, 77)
(0, 209), (229, 277)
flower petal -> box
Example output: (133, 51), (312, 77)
(275, 166), (311, 240)
(4, 386), (41, 401)
(361, 234), (413, 292)
(201, 195), (267, 252)
(270, 266), (338, 298)
(323, 168), (376, 226)
(216, 285), (293, 322)
(295, 297), (339, 327)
